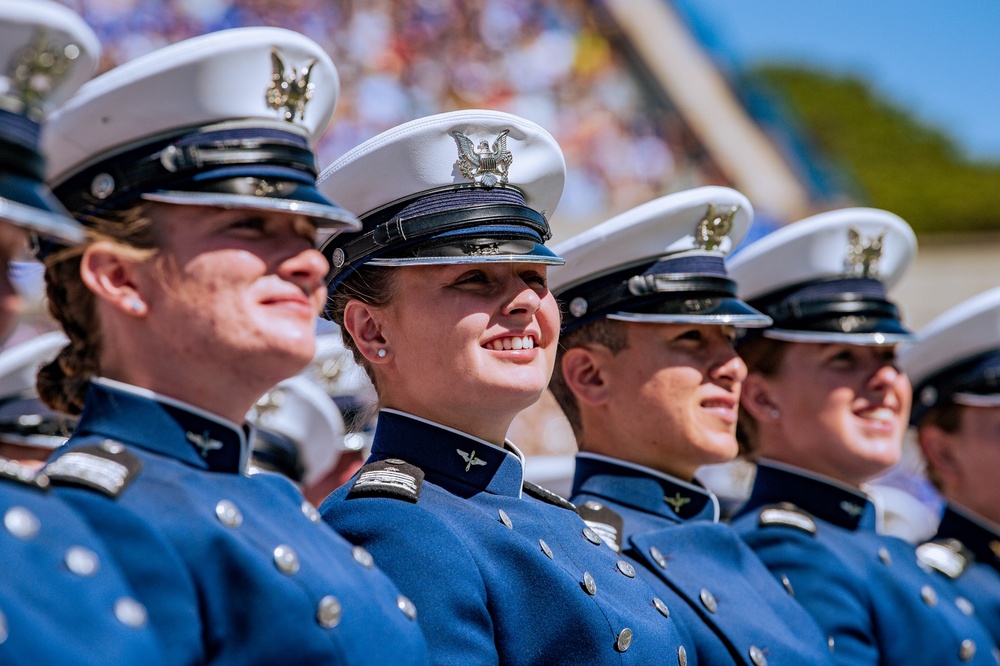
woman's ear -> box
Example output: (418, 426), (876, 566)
(343, 300), (390, 364)
(79, 241), (148, 317)
(561, 345), (613, 408)
(741, 373), (781, 422)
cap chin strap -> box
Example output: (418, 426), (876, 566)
(326, 203), (548, 276)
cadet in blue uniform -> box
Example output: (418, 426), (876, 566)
(37, 28), (429, 665)
(901, 286), (1000, 645)
(0, 2), (161, 662)
(547, 188), (835, 665)
(727, 209), (998, 664)
(317, 109), (691, 665)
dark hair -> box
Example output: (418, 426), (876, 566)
(549, 317), (629, 440)
(38, 206), (159, 415)
(735, 335), (792, 457)
(326, 265), (399, 396)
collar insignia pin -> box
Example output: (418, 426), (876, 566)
(845, 227), (886, 278)
(839, 500), (863, 517)
(457, 449), (488, 473)
(451, 129), (513, 188)
(664, 492), (691, 514)
(694, 203), (737, 251)
(266, 48), (317, 123)
(187, 430), (225, 458)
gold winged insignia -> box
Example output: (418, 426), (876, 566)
(451, 130), (513, 188)
(694, 203), (737, 251)
(664, 492), (691, 514)
(457, 449), (488, 472)
(265, 49), (317, 123)
(186, 430), (225, 458)
(845, 227), (886, 278)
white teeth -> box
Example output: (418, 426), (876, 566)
(485, 336), (536, 350)
(865, 408), (894, 421)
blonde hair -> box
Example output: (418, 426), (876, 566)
(38, 206), (159, 415)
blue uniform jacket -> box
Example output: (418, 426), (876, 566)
(918, 505), (1000, 648)
(731, 461), (998, 665)
(571, 453), (835, 666)
(320, 409), (691, 665)
(0, 459), (163, 665)
(46, 379), (429, 665)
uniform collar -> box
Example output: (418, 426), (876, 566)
(744, 460), (877, 531)
(371, 409), (525, 497)
(74, 378), (250, 473)
(937, 504), (1000, 572)
(573, 452), (719, 523)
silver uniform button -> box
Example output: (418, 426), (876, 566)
(649, 545), (667, 569)
(397, 595), (417, 620)
(273, 545), (300, 575)
(352, 545), (374, 569)
(615, 628), (633, 652)
(616, 560), (636, 578)
(583, 526), (603, 545)
(677, 645), (688, 666)
(539, 538), (553, 560)
(582, 571), (597, 595)
(316, 595), (342, 629)
(780, 574), (794, 597)
(301, 501), (321, 524)
(583, 500), (604, 511)
(4, 506), (39, 540)
(65, 546), (100, 577)
(749, 645), (768, 666)
(960, 639), (977, 662)
(699, 588), (718, 613)
(921, 584), (938, 607)
(653, 597), (671, 618)
(956, 596), (976, 616)
(215, 500), (243, 529)
(878, 547), (892, 565)
(114, 597), (148, 628)
(828, 637), (835, 652)
(498, 509), (513, 530)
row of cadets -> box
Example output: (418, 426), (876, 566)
(0, 1), (163, 662)
(726, 210), (998, 664)
(545, 187), (836, 665)
(35, 23), (429, 665)
(902, 285), (1000, 646)
(315, 109), (694, 664)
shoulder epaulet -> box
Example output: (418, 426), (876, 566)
(758, 502), (817, 535)
(522, 480), (576, 512)
(347, 458), (423, 503)
(917, 539), (971, 579)
(576, 498), (624, 552)
(43, 440), (141, 498)
(0, 458), (51, 490)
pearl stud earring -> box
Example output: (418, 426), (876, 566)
(377, 349), (387, 358)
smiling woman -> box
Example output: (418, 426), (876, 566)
(34, 27), (428, 665)
(727, 209), (997, 665)
(317, 109), (691, 664)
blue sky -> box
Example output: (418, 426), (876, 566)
(674, 0), (1000, 162)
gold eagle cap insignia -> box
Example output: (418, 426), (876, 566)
(694, 204), (737, 251)
(451, 129), (513, 188)
(7, 29), (78, 117)
(265, 48), (317, 123)
(845, 227), (886, 278)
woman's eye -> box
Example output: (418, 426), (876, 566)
(523, 273), (547, 288)
(453, 271), (488, 286)
(677, 329), (703, 342)
(229, 217), (267, 232)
